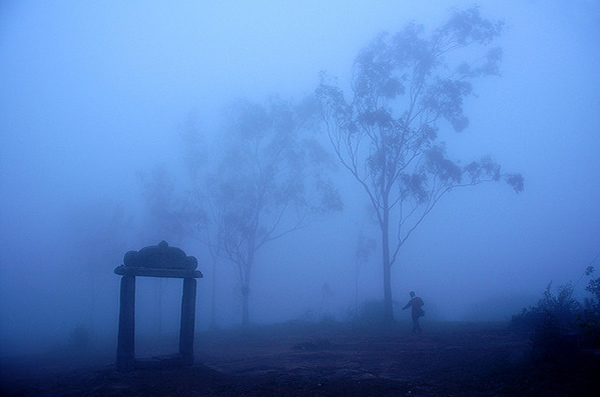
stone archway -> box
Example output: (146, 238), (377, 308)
(114, 241), (203, 371)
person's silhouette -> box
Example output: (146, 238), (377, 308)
(402, 291), (425, 333)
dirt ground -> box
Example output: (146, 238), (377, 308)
(2, 321), (599, 396)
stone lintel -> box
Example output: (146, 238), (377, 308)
(114, 265), (203, 278)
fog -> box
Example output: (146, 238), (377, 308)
(1, 0), (599, 358)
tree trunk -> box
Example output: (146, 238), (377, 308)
(241, 247), (254, 327)
(240, 230), (257, 327)
(242, 289), (250, 326)
(382, 207), (394, 325)
(209, 256), (217, 330)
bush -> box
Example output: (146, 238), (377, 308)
(510, 282), (580, 333)
(510, 282), (581, 362)
(578, 266), (600, 348)
(510, 267), (600, 362)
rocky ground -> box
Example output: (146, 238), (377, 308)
(2, 321), (599, 396)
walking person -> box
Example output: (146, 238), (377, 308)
(402, 291), (425, 333)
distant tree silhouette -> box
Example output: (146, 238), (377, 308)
(138, 165), (189, 243)
(191, 97), (342, 326)
(316, 7), (523, 324)
(138, 165), (192, 335)
(68, 200), (131, 338)
(178, 112), (222, 330)
(353, 231), (376, 318)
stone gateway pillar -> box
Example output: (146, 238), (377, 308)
(114, 241), (203, 372)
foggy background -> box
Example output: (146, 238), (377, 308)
(1, 0), (599, 357)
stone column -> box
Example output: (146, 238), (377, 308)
(116, 275), (136, 371)
(179, 277), (197, 365)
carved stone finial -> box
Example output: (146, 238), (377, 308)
(123, 241), (198, 270)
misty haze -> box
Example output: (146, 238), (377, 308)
(1, 1), (599, 395)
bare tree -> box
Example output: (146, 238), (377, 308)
(316, 7), (523, 324)
(210, 96), (342, 326)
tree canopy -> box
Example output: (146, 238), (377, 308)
(316, 6), (523, 323)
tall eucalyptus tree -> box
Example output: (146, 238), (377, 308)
(317, 7), (523, 323)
